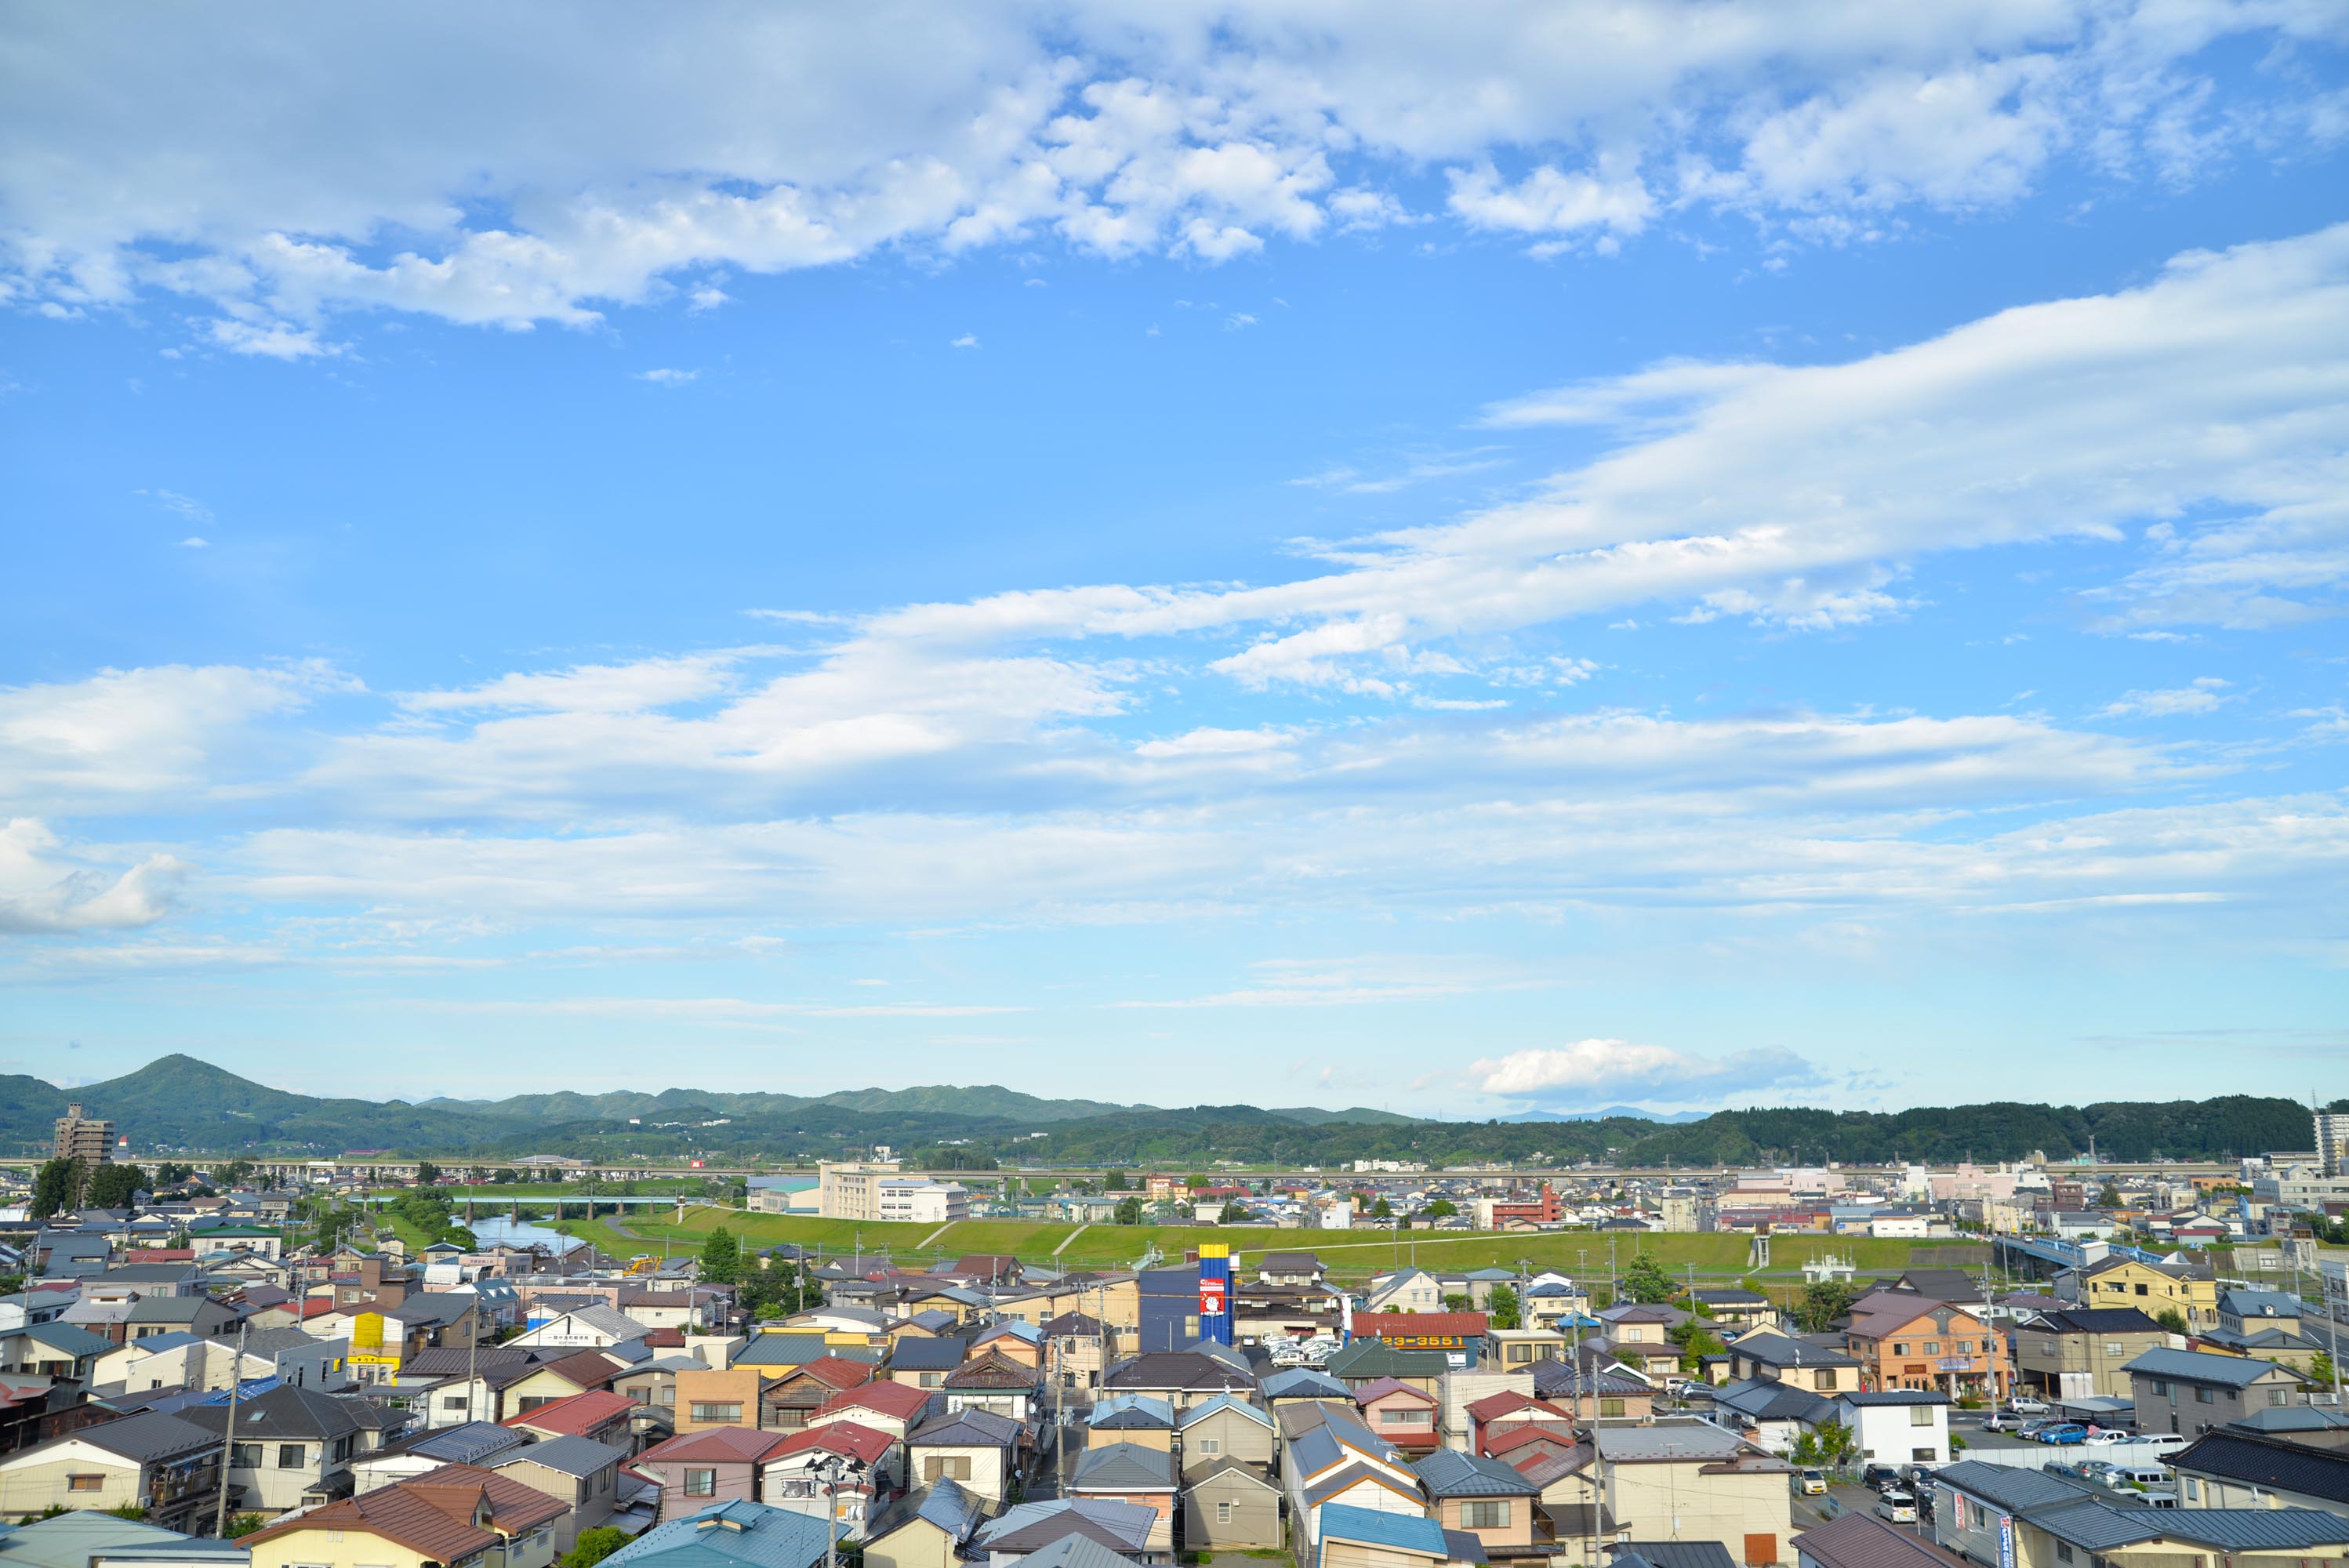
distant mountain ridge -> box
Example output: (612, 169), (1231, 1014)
(0, 1054), (2313, 1169)
(1501, 1106), (1712, 1124)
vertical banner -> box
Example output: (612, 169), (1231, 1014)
(1198, 1243), (1233, 1346)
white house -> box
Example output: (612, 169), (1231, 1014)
(1834, 1390), (1952, 1468)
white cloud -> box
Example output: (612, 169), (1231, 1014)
(1472, 1039), (1824, 1103)
(0, 819), (190, 935)
(0, 661), (355, 815)
(634, 367), (697, 385)
(176, 536), (209, 549)
(136, 488), (213, 524)
(951, 333), (979, 348)
(2096, 677), (2231, 718)
(4, 4), (2340, 335)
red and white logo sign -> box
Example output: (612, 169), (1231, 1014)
(1199, 1276), (1227, 1316)
(690, 1159), (704, 1169)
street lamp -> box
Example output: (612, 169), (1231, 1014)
(810, 1454), (867, 1568)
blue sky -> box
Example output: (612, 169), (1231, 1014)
(2, 3), (2346, 1115)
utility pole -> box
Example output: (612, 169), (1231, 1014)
(212, 1320), (249, 1537)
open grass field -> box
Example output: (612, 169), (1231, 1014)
(556, 1206), (1967, 1289)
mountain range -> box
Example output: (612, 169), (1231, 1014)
(0, 1054), (2315, 1170)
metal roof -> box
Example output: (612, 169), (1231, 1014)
(1012, 1535), (1143, 1568)
(1070, 1440), (1175, 1492)
(2122, 1346), (2298, 1388)
(1613, 1544), (1740, 1568)
(604, 1500), (835, 1568)
(499, 1433), (626, 1478)
(1177, 1392), (1273, 1431)
(1316, 1503), (1447, 1558)
(1412, 1447), (1538, 1497)
(1788, 1512), (1973, 1568)
(866, 1478), (985, 1545)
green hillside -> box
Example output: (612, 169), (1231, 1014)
(0, 1053), (2313, 1167)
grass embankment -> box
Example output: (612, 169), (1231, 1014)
(557, 1207), (1955, 1287)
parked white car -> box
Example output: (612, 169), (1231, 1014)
(2009, 1396), (2050, 1414)
(1877, 1491), (1919, 1524)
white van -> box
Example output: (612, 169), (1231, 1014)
(2117, 1467), (2170, 1487)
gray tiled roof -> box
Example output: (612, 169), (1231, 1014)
(866, 1478), (985, 1545)
(500, 1434), (626, 1477)
(1070, 1440), (1174, 1492)
(1412, 1448), (1537, 1497)
(2169, 1428), (2349, 1506)
(2122, 1346), (2299, 1387)
(71, 1410), (216, 1463)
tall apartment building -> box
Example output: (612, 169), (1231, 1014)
(53, 1102), (114, 1166)
(2317, 1108), (2349, 1178)
(816, 1158), (902, 1220)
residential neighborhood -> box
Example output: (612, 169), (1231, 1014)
(0, 1098), (2345, 1568)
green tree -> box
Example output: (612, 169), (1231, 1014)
(29, 1157), (85, 1218)
(210, 1159), (256, 1187)
(699, 1227), (741, 1285)
(85, 1163), (148, 1210)
(1427, 1198), (1457, 1219)
(1218, 1202), (1252, 1223)
(1443, 1293), (1473, 1312)
(224, 1514), (267, 1539)
(1792, 1279), (1861, 1334)
(1104, 1171), (1129, 1192)
(1620, 1251), (1676, 1304)
(2155, 1308), (2187, 1334)
(565, 1527), (630, 1568)
(415, 1161), (444, 1185)
(154, 1162), (197, 1187)
(1791, 1419), (1857, 1467)
(2311, 1352), (2335, 1387)
(2096, 1180), (2124, 1207)
(1371, 1198), (1393, 1221)
(1488, 1283), (1523, 1330)
(1668, 1319), (1727, 1370)
(103, 1504), (150, 1521)
(1114, 1196), (1144, 1225)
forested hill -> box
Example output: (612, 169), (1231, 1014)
(0, 1054), (2312, 1166)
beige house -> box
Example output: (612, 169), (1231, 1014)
(242, 1464), (568, 1568)
(862, 1477), (987, 1568)
(905, 1408), (1021, 1504)
(2013, 1308), (2169, 1400)
(1177, 1393), (1276, 1478)
(0, 1410), (220, 1534)
(1183, 1457), (1283, 1550)
(1589, 1425), (1795, 1567)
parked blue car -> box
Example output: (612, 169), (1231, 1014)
(2036, 1424), (2089, 1445)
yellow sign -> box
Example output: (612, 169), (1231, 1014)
(350, 1311), (401, 1367)
(1198, 1243), (1229, 1260)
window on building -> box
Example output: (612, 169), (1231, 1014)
(1815, 1372), (1839, 1391)
(1217, 1501), (1234, 1524)
(1924, 1342), (1941, 1356)
(2184, 1480), (2200, 1502)
(922, 1456), (973, 1481)
(2057, 1544), (2074, 1563)
(684, 1468), (717, 1497)
(1381, 1409), (1428, 1425)
(920, 1373), (942, 1388)
(690, 1403), (742, 1423)
(1600, 1399), (1626, 1417)
(2269, 1389), (2288, 1406)
(1912, 1447), (1936, 1461)
(1199, 1436), (1222, 1454)
(2194, 1388), (2215, 1405)
(66, 1474), (103, 1493)
(231, 1444), (261, 1468)
(441, 1395), (470, 1411)
(1461, 1501), (1512, 1530)
(1893, 1343), (1909, 1356)
(278, 1444), (306, 1468)
(1912, 1406), (1935, 1426)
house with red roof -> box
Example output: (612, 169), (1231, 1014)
(1465, 1390), (1575, 1456)
(630, 1426), (799, 1518)
(504, 1388), (637, 1450)
(762, 1421), (896, 1532)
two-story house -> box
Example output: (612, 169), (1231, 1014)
(2013, 1308), (2169, 1400)
(1843, 1298), (2008, 1400)
(182, 1385), (408, 1515)
(2126, 1347), (2307, 1437)
(0, 1410), (221, 1533)
(241, 1463), (568, 1568)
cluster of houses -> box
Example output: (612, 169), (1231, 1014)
(2, 1130), (2347, 1568)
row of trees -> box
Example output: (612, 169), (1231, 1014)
(696, 1227), (820, 1319)
(29, 1158), (147, 1218)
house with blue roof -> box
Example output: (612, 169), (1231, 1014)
(1315, 1502), (1481, 1568)
(604, 1500), (835, 1568)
